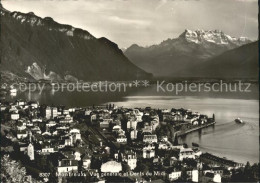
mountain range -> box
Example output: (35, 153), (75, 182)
(125, 29), (257, 79)
(0, 5), (151, 82)
(0, 4), (258, 82)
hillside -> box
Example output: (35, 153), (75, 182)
(0, 6), (151, 82)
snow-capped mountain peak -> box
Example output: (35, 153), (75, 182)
(180, 29), (251, 46)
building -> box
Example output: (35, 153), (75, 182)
(41, 146), (58, 154)
(45, 107), (58, 119)
(179, 148), (195, 161)
(187, 170), (199, 182)
(82, 154), (92, 170)
(127, 120), (137, 130)
(29, 101), (39, 109)
(27, 143), (34, 160)
(45, 107), (52, 119)
(168, 171), (182, 181)
(17, 130), (28, 139)
(52, 107), (58, 118)
(100, 121), (110, 128)
(143, 149), (155, 159)
(121, 151), (137, 170)
(143, 135), (158, 143)
(130, 129), (137, 140)
(74, 151), (81, 161)
(117, 134), (127, 143)
(11, 113), (19, 120)
(60, 114), (73, 124)
(202, 172), (221, 183)
(57, 159), (78, 173)
(200, 153), (244, 170)
(101, 161), (122, 173)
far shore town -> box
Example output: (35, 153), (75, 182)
(1, 100), (258, 183)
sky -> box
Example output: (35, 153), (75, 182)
(2, 0), (258, 48)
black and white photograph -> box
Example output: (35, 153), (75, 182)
(0, 0), (259, 182)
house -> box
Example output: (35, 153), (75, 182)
(202, 172), (221, 183)
(31, 126), (42, 134)
(168, 171), (182, 181)
(52, 107), (58, 118)
(100, 121), (110, 129)
(179, 148), (195, 161)
(64, 136), (73, 146)
(90, 114), (97, 123)
(143, 135), (158, 143)
(41, 144), (58, 154)
(158, 142), (170, 150)
(45, 107), (52, 119)
(0, 105), (7, 111)
(60, 114), (73, 124)
(63, 109), (70, 115)
(161, 136), (168, 142)
(116, 134), (127, 143)
(46, 121), (57, 127)
(115, 151), (137, 170)
(130, 129), (137, 140)
(17, 123), (27, 131)
(74, 151), (81, 161)
(31, 118), (43, 123)
(187, 170), (199, 182)
(127, 120), (137, 130)
(17, 130), (28, 139)
(142, 123), (153, 134)
(45, 107), (58, 119)
(85, 110), (92, 116)
(101, 161), (122, 173)
(11, 113), (19, 120)
(170, 157), (178, 166)
(171, 145), (184, 150)
(70, 129), (82, 144)
(57, 159), (78, 173)
(15, 100), (25, 106)
(112, 125), (121, 133)
(26, 121), (34, 127)
(143, 149), (155, 159)
(9, 105), (18, 113)
(82, 154), (92, 170)
(29, 101), (38, 109)
(193, 148), (202, 157)
(143, 143), (156, 151)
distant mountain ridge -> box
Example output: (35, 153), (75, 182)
(125, 29), (254, 78)
(196, 41), (258, 78)
(0, 6), (151, 82)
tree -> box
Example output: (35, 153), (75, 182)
(1, 155), (26, 182)
(122, 162), (131, 173)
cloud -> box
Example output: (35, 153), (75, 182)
(155, 0), (200, 10)
(108, 16), (151, 26)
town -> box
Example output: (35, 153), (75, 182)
(1, 100), (258, 183)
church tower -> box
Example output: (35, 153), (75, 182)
(27, 131), (34, 160)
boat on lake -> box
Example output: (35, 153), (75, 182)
(235, 118), (244, 124)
